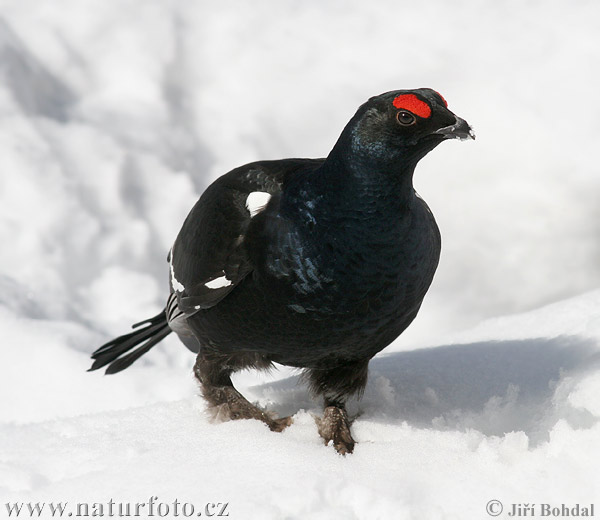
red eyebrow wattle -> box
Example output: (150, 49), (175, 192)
(435, 91), (448, 107)
(392, 94), (431, 118)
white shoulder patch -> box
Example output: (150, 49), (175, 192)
(169, 248), (185, 293)
(246, 191), (272, 218)
(205, 275), (232, 289)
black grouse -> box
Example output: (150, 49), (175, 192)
(90, 88), (474, 454)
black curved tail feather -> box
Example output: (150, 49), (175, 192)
(89, 309), (172, 374)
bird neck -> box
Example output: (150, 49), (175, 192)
(314, 131), (419, 213)
(281, 145), (418, 231)
(322, 152), (416, 205)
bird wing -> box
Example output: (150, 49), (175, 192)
(168, 159), (323, 316)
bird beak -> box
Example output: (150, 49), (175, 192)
(434, 116), (475, 141)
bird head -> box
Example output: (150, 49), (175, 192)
(341, 88), (474, 170)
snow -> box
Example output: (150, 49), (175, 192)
(2, 292), (600, 518)
(1, 0), (600, 518)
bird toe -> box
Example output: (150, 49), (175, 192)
(316, 406), (356, 455)
(267, 415), (293, 432)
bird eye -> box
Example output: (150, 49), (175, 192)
(396, 110), (416, 126)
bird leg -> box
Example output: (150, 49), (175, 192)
(305, 359), (369, 455)
(193, 349), (292, 432)
(316, 399), (355, 455)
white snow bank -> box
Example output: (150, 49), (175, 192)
(1, 290), (599, 519)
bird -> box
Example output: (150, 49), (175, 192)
(89, 88), (474, 454)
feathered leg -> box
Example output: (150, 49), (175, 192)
(305, 359), (369, 455)
(193, 349), (292, 432)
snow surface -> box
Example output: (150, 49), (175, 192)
(2, 292), (600, 518)
(1, 0), (600, 518)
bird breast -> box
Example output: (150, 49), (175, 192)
(260, 194), (441, 319)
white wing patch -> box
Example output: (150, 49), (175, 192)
(204, 275), (232, 289)
(246, 191), (272, 218)
(169, 248), (185, 292)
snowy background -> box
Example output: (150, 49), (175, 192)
(1, 0), (599, 518)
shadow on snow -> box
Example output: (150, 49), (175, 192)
(251, 335), (600, 445)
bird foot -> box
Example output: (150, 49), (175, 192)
(266, 414), (293, 432)
(316, 406), (355, 455)
(203, 385), (292, 432)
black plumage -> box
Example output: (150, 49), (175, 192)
(90, 88), (474, 454)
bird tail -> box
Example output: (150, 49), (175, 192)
(89, 308), (172, 374)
